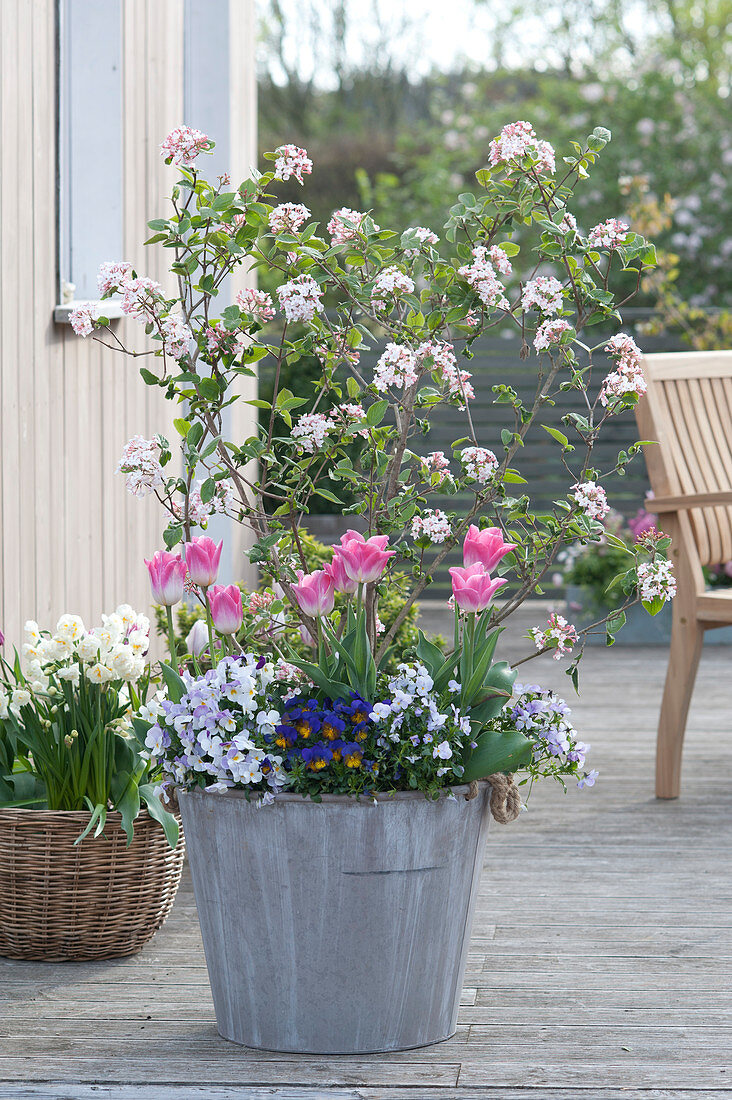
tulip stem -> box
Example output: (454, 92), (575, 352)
(165, 606), (179, 674)
(203, 592), (218, 669)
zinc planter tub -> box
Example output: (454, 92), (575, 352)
(178, 783), (492, 1053)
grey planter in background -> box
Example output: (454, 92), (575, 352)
(178, 783), (492, 1053)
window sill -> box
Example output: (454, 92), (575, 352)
(53, 301), (126, 324)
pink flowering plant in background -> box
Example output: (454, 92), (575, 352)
(71, 121), (677, 798)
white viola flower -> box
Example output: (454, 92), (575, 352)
(139, 695), (164, 723)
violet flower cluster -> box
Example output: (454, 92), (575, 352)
(506, 683), (598, 790)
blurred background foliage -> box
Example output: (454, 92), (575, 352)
(257, 0), (732, 314)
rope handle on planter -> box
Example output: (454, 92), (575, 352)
(465, 774), (522, 824)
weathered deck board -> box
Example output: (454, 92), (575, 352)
(1, 622), (732, 1098)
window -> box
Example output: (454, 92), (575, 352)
(55, 0), (124, 319)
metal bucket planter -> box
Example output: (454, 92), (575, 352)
(178, 783), (491, 1053)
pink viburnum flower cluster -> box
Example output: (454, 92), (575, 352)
(572, 481), (610, 521)
(269, 203), (310, 235)
(418, 341), (475, 401)
(97, 261), (133, 296)
(460, 446), (499, 483)
(69, 302), (99, 337)
(273, 144), (312, 185)
(534, 318), (573, 352)
(329, 404), (368, 438)
(236, 288), (276, 323)
(160, 126), (212, 167)
(559, 211), (578, 234)
(489, 121), (555, 175)
(276, 275), (324, 323)
(373, 343), (419, 392)
(458, 246), (511, 312)
(600, 333), (646, 406)
(411, 509), (452, 544)
(116, 436), (165, 498)
(121, 276), (164, 321)
(160, 315), (193, 360)
(521, 276), (564, 315)
(316, 336), (361, 367)
(327, 208), (373, 244)
(172, 479), (236, 527)
(292, 413), (331, 454)
(531, 614), (579, 660)
(403, 226), (439, 255)
(588, 218), (629, 249)
(637, 560), (677, 605)
(421, 451), (453, 483)
(371, 266), (415, 304)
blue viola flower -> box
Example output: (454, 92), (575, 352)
(301, 741), (333, 771)
(341, 742), (364, 768)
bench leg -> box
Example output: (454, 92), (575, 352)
(656, 613), (703, 799)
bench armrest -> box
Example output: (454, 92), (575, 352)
(652, 491), (732, 513)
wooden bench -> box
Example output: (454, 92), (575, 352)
(636, 351), (732, 798)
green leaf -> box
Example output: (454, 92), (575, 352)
(461, 727), (533, 782)
(366, 400), (389, 427)
(314, 488), (343, 505)
(111, 772), (141, 847)
(542, 424), (569, 447)
(74, 802), (107, 845)
(197, 377), (220, 401)
(200, 478), (216, 504)
(159, 661), (187, 704)
(139, 368), (159, 386)
(173, 418), (190, 437)
(139, 784), (179, 848)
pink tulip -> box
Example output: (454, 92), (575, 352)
(145, 551), (187, 606)
(184, 536), (223, 588)
(292, 570), (336, 617)
(208, 584), (243, 635)
(333, 533), (396, 584)
(449, 563), (508, 613)
(462, 525), (517, 571)
(324, 554), (358, 594)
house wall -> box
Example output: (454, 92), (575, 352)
(0, 0), (257, 649)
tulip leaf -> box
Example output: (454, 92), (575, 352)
(139, 784), (179, 848)
(159, 661), (187, 704)
(461, 726), (533, 782)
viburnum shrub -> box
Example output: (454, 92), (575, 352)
(71, 121), (676, 799)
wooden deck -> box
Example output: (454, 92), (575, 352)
(2, 621), (732, 1099)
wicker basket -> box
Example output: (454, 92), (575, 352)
(0, 807), (185, 961)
